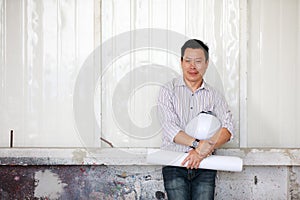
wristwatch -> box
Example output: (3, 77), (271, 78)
(190, 138), (200, 149)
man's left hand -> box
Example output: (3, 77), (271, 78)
(181, 149), (206, 169)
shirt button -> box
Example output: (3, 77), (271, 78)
(190, 107), (193, 109)
(192, 94), (194, 96)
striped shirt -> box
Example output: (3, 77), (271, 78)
(157, 76), (234, 152)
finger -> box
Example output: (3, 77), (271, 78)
(192, 159), (199, 169)
(192, 161), (198, 169)
(198, 160), (203, 168)
(190, 161), (195, 169)
(187, 160), (192, 169)
(181, 156), (189, 166)
(181, 159), (186, 166)
(188, 158), (196, 169)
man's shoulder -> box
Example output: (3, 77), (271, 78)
(203, 81), (224, 98)
(203, 81), (216, 92)
(162, 76), (183, 90)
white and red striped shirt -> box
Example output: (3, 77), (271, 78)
(157, 76), (234, 152)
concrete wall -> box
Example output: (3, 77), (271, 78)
(0, 165), (299, 199)
(1, 148), (299, 199)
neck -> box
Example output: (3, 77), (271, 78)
(184, 78), (203, 92)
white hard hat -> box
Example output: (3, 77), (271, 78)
(185, 112), (221, 140)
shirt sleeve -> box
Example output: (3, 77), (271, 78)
(213, 93), (235, 140)
(157, 85), (183, 143)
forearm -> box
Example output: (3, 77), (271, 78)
(193, 128), (231, 156)
(211, 127), (231, 149)
(173, 128), (231, 151)
(173, 130), (195, 147)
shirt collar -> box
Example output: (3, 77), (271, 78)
(174, 76), (208, 91)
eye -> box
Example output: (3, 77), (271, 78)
(195, 60), (202, 65)
(184, 59), (192, 63)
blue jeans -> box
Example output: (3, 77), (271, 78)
(162, 166), (216, 200)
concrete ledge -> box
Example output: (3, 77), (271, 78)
(0, 148), (299, 166)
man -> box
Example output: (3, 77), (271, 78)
(157, 39), (234, 200)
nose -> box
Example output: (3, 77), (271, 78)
(187, 59), (199, 68)
(189, 60), (197, 68)
(189, 60), (195, 66)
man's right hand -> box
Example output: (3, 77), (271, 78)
(195, 140), (216, 158)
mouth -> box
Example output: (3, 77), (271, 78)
(188, 71), (199, 75)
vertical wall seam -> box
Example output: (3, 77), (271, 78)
(239, 0), (248, 147)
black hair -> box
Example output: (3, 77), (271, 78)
(181, 39), (209, 61)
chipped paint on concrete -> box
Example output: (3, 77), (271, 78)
(289, 167), (300, 199)
(1, 148), (300, 199)
(0, 165), (166, 199)
(34, 169), (67, 199)
(72, 149), (87, 163)
(0, 165), (300, 199)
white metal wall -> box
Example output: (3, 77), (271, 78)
(0, 0), (298, 148)
(100, 0), (240, 147)
(0, 0), (96, 147)
(247, 0), (300, 147)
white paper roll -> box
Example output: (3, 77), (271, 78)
(147, 150), (243, 172)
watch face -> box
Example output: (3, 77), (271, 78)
(192, 140), (199, 148)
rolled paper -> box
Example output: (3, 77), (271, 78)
(147, 149), (243, 172)
(154, 113), (242, 171)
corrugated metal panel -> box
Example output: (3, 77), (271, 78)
(101, 0), (240, 147)
(0, 0), (95, 147)
(248, 0), (300, 147)
(1, 0), (244, 148)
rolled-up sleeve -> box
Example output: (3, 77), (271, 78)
(157, 85), (183, 143)
(213, 93), (235, 140)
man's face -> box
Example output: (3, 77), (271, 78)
(181, 48), (208, 84)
